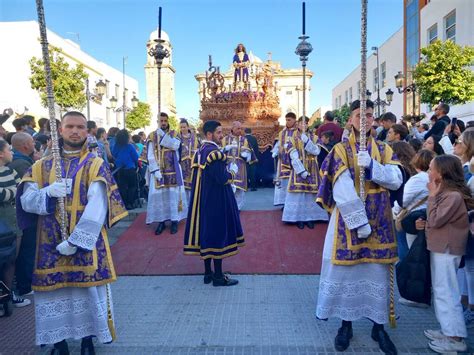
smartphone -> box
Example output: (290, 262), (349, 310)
(451, 117), (458, 131)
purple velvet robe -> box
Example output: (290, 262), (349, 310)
(17, 151), (127, 291)
(233, 52), (250, 82)
(184, 142), (244, 259)
(316, 135), (400, 265)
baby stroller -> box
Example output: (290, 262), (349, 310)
(0, 221), (17, 317)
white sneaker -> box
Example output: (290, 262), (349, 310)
(20, 290), (34, 297)
(12, 292), (31, 308)
(398, 297), (429, 308)
(429, 338), (467, 353)
(424, 329), (447, 342)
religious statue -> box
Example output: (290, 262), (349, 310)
(233, 43), (250, 83)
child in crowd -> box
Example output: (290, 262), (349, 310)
(416, 155), (473, 353)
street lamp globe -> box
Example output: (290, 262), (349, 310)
(385, 88), (394, 103)
(395, 71), (404, 90)
(131, 95), (139, 109)
(109, 96), (118, 109)
(95, 79), (106, 96)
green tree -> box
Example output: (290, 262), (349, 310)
(168, 115), (179, 132)
(332, 104), (351, 126)
(125, 102), (152, 131)
(414, 40), (474, 106)
(29, 46), (88, 111)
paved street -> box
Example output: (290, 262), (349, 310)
(1, 189), (473, 354)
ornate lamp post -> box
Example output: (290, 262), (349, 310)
(395, 71), (417, 118)
(295, 1), (312, 131)
(85, 78), (106, 120)
(148, 6), (170, 120)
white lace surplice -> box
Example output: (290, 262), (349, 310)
(146, 138), (188, 224)
(282, 192), (328, 222)
(316, 169), (400, 324)
(21, 181), (115, 345)
(273, 179), (288, 206)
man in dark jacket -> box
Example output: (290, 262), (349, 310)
(424, 103), (450, 141)
(316, 111), (344, 142)
(8, 132), (36, 296)
(244, 128), (259, 191)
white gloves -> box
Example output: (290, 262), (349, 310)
(224, 144), (237, 152)
(283, 143), (289, 150)
(357, 151), (372, 168)
(231, 184), (237, 193)
(44, 181), (67, 198)
(156, 128), (165, 137)
(357, 223), (372, 239)
(229, 162), (238, 175)
(301, 133), (309, 144)
(56, 240), (77, 256)
(241, 150), (251, 163)
(300, 171), (309, 179)
(154, 170), (162, 181)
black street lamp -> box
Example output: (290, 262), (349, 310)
(85, 78), (106, 120)
(394, 71), (417, 118)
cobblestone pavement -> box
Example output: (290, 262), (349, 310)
(1, 275), (473, 354)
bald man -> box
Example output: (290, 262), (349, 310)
(9, 132), (35, 178)
(221, 121), (257, 210)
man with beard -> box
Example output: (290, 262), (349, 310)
(222, 121), (256, 210)
(147, 112), (187, 235)
(272, 112), (299, 207)
(184, 120), (243, 286)
(316, 100), (402, 354)
(17, 111), (127, 354)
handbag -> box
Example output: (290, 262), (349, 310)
(395, 196), (428, 232)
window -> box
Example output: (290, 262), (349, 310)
(445, 11), (456, 42)
(115, 84), (120, 99)
(124, 88), (128, 102)
(345, 90), (348, 105)
(338, 95), (342, 108)
(428, 24), (438, 44)
(286, 90), (292, 95)
(106, 107), (111, 125)
(373, 67), (379, 92)
(335, 97), (338, 109)
(356, 80), (361, 100)
(105, 80), (110, 98)
(381, 62), (386, 88)
(349, 87), (353, 103)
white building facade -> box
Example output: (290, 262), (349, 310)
(0, 21), (139, 131)
(332, 28), (404, 120)
(419, 0), (474, 121)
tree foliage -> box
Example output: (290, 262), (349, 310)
(125, 101), (151, 131)
(168, 115), (179, 132)
(332, 104), (351, 126)
(29, 46), (88, 111)
(414, 40), (474, 106)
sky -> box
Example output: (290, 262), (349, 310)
(0, 0), (403, 120)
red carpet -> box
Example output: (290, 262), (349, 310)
(111, 210), (327, 275)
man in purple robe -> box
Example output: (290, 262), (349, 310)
(184, 120), (243, 286)
(316, 100), (401, 354)
(17, 111), (127, 354)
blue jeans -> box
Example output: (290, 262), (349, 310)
(396, 229), (409, 262)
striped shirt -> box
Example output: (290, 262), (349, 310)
(0, 165), (20, 203)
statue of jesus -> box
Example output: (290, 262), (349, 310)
(233, 43), (250, 83)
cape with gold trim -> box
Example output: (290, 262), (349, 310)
(184, 142), (244, 259)
(316, 134), (400, 265)
(17, 151), (127, 291)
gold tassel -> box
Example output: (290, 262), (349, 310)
(106, 284), (117, 341)
(389, 263), (397, 328)
(178, 196), (183, 212)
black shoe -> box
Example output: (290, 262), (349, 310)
(81, 337), (95, 355)
(371, 327), (397, 355)
(297, 222), (305, 229)
(334, 324), (353, 352)
(213, 274), (239, 287)
(306, 221), (315, 229)
(155, 222), (165, 235)
(170, 221), (178, 235)
(51, 340), (69, 355)
(204, 273), (213, 284)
